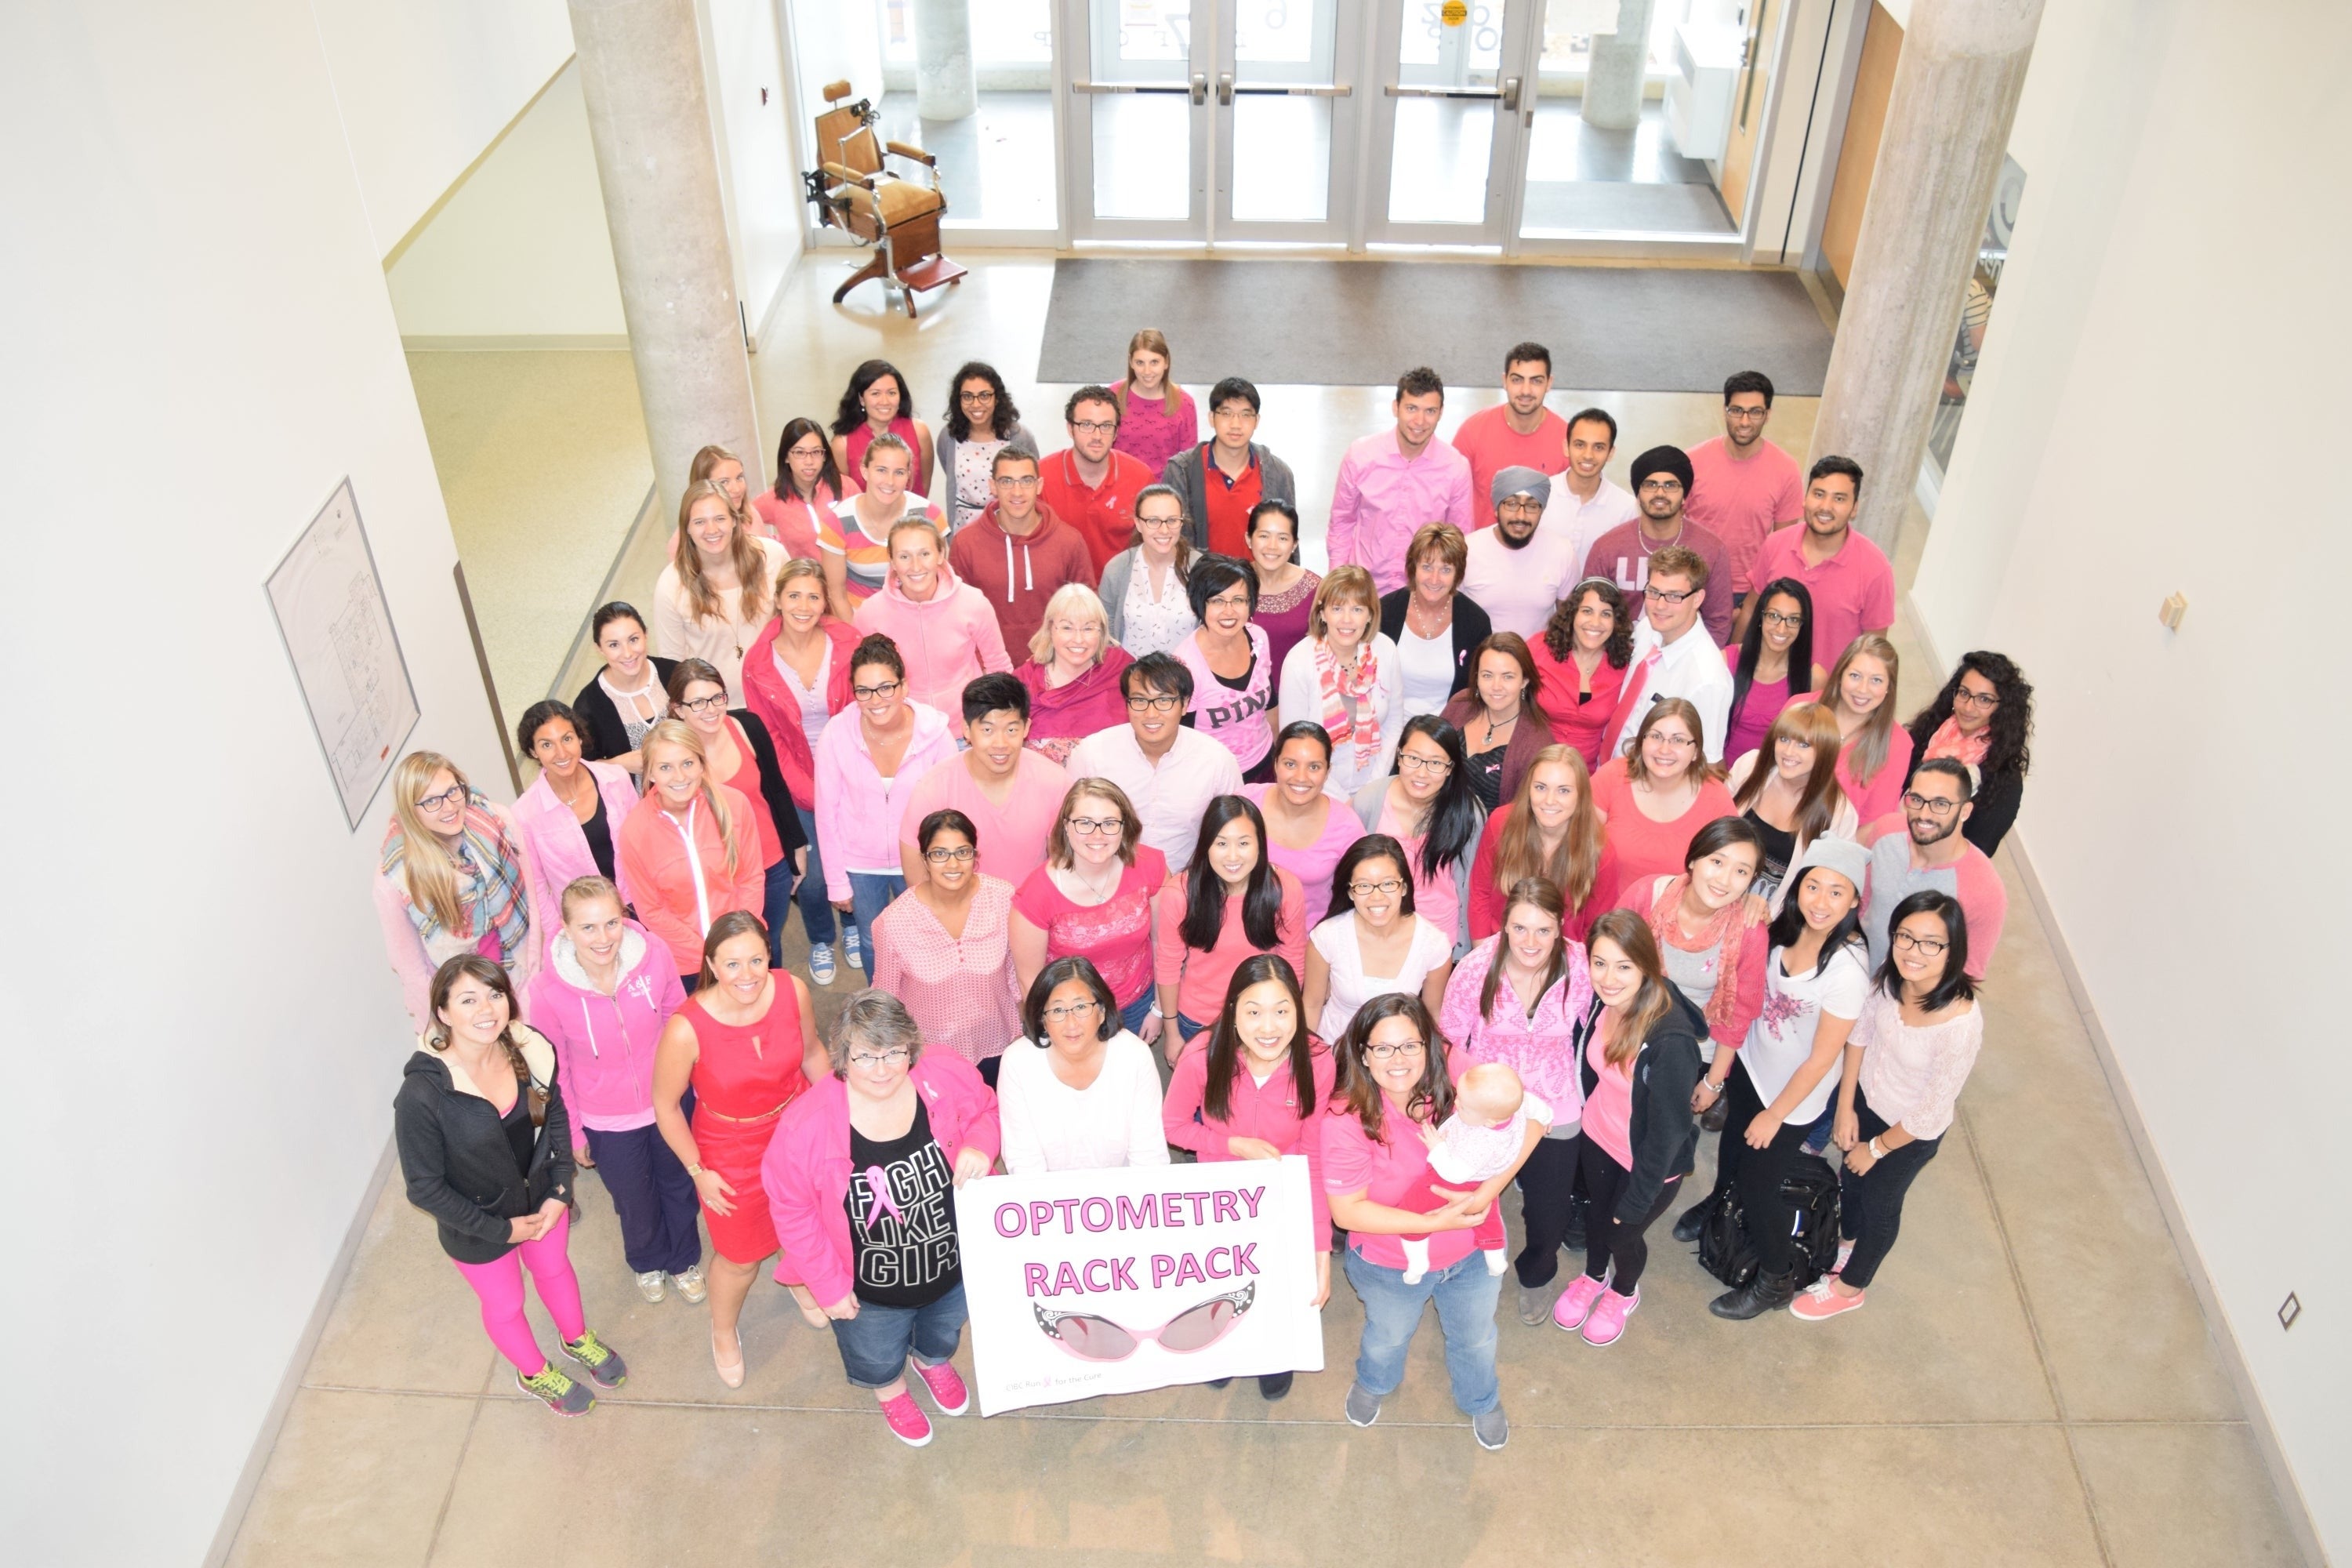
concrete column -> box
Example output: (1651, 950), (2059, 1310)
(567, 0), (763, 514)
(915, 0), (978, 121)
(1806, 0), (2046, 549)
(1581, 0), (1657, 132)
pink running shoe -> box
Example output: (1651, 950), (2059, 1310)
(911, 1358), (971, 1416)
(1581, 1287), (1639, 1347)
(878, 1392), (934, 1447)
(1552, 1273), (1608, 1332)
(1791, 1279), (1866, 1321)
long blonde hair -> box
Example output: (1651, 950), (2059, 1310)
(641, 719), (745, 879)
(1824, 633), (1901, 786)
(1494, 744), (1605, 910)
(389, 750), (473, 931)
(1028, 582), (1111, 665)
(673, 478), (770, 626)
(1117, 328), (1179, 418)
(689, 444), (750, 522)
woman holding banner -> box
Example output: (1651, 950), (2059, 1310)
(764, 989), (1000, 1450)
(1160, 954), (1335, 1401)
(997, 957), (1171, 1174)
(1323, 992), (1541, 1451)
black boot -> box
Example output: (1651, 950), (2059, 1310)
(1710, 1267), (1798, 1320)
(1258, 1371), (1294, 1402)
(1700, 1094), (1730, 1133)
(1672, 1198), (1715, 1244)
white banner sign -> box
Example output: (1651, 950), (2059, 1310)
(957, 1157), (1325, 1415)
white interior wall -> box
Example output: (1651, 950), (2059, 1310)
(0, 2), (508, 1562)
(1747, 0), (1867, 264)
(310, 0), (575, 256)
(702, 0), (808, 345)
(787, 0), (887, 120)
(1912, 0), (2346, 1555)
(386, 59), (628, 344)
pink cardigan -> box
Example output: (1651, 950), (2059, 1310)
(761, 1053), (1003, 1308)
(510, 761), (641, 949)
(812, 700), (960, 902)
(372, 797), (543, 1034)
(1162, 1038), (1336, 1235)
(742, 615), (859, 809)
(1438, 935), (1594, 1131)
(851, 567), (1014, 740)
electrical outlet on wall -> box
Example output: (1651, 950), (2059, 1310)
(2278, 1292), (2301, 1330)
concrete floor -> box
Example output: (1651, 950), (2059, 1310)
(251, 256), (2307, 1566)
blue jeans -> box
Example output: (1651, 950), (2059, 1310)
(847, 872), (906, 953)
(1342, 1245), (1501, 1417)
(1119, 993), (1155, 1036)
(794, 806), (839, 946)
(760, 856), (795, 968)
(1176, 1013), (1208, 1043)
(829, 1282), (968, 1388)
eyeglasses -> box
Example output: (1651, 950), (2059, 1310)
(1639, 478), (1685, 495)
(923, 845), (978, 865)
(1952, 687), (2002, 710)
(1891, 930), (1951, 957)
(1070, 419), (1118, 435)
(1645, 731), (1697, 752)
(1035, 1283), (1254, 1361)
(1364, 1040), (1426, 1060)
(851, 679), (903, 700)
(786, 443), (827, 462)
(994, 474), (1042, 489)
(848, 1047), (913, 1069)
(416, 785), (467, 813)
(1067, 815), (1124, 837)
(1204, 592), (1251, 612)
(1760, 609), (1803, 630)
(1043, 1000), (1102, 1024)
(1644, 584), (1697, 604)
(1901, 790), (1962, 816)
(675, 693), (728, 714)
(1348, 878), (1405, 898)
(1725, 405), (1769, 422)
(1396, 753), (1453, 775)
(1127, 692), (1183, 713)
(958, 390), (997, 404)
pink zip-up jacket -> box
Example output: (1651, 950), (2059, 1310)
(1438, 934), (1594, 1133)
(813, 699), (958, 902)
(851, 565), (1014, 740)
(742, 615), (859, 810)
(524, 922), (684, 1154)
(511, 761), (641, 953)
(761, 1052), (1003, 1308)
(1162, 1036), (1337, 1235)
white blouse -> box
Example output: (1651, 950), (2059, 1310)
(1395, 622), (1456, 721)
(995, 1030), (1173, 1174)
(1120, 557), (1199, 659)
(1309, 912), (1453, 1044)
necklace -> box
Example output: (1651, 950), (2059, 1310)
(1065, 860), (1123, 902)
(1405, 595), (1450, 638)
(1479, 706), (1518, 749)
(550, 765), (593, 811)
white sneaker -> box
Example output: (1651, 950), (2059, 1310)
(808, 943), (837, 985)
(635, 1269), (666, 1304)
(672, 1265), (708, 1305)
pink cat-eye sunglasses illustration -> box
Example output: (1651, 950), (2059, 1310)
(1032, 1283), (1255, 1361)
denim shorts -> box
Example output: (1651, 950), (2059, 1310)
(829, 1281), (969, 1388)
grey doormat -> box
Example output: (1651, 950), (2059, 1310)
(1037, 259), (1832, 394)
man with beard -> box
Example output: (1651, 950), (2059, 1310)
(1459, 466), (1577, 639)
(1584, 445), (1734, 644)
(1686, 370), (1805, 601)
(1736, 454), (1894, 665)
(1860, 758), (2007, 979)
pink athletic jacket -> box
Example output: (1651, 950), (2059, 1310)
(524, 921), (684, 1153)
(615, 783), (767, 978)
(851, 566), (1014, 740)
(761, 1052), (1003, 1308)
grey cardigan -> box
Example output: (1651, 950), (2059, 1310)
(1160, 442), (1298, 553)
(1348, 776), (1483, 958)
(935, 419), (1038, 532)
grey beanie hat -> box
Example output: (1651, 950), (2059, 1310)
(1490, 465), (1552, 510)
(1786, 833), (1871, 899)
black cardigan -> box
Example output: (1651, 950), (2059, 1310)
(1576, 985), (1707, 1223)
(1377, 589), (1493, 701)
(732, 707), (808, 859)
(394, 1030), (575, 1265)
(1902, 716), (2023, 859)
(572, 656), (680, 763)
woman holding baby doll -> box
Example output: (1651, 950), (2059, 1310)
(1323, 993), (1541, 1451)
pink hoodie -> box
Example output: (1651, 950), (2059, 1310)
(812, 699), (958, 902)
(761, 1052), (1003, 1308)
(851, 564), (1013, 739)
(524, 920), (685, 1154)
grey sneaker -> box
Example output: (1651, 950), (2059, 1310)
(672, 1264), (709, 1304)
(1344, 1382), (1382, 1428)
(1472, 1405), (1509, 1450)
(518, 1364), (594, 1417)
(559, 1330), (628, 1389)
(807, 943), (837, 985)
(1517, 1283), (1551, 1325)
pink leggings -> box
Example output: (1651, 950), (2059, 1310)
(451, 1210), (586, 1375)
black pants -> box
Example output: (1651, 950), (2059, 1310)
(1708, 1062), (1815, 1277)
(1838, 1087), (1940, 1289)
(1577, 1133), (1679, 1293)
(1512, 1134), (1582, 1287)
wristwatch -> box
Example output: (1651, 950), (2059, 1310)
(1867, 1138), (1887, 1162)
(688, 1162), (706, 1178)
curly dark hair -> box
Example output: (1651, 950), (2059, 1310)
(1908, 650), (2034, 779)
(942, 360), (1020, 442)
(1542, 577), (1634, 669)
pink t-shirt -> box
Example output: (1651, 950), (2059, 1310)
(1448, 405), (1570, 528)
(1151, 866), (1307, 1025)
(1247, 785), (1367, 928)
(1377, 799), (1457, 943)
(1581, 1023), (1636, 1170)
(1746, 526), (1897, 672)
(1323, 1098), (1476, 1272)
(900, 749), (1070, 891)
(1722, 642), (1791, 764)
(1584, 517), (1735, 646)
(1686, 436), (1802, 596)
(1011, 847), (1170, 1007)
(1588, 756), (1740, 887)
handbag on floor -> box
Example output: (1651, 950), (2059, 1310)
(1695, 1153), (1843, 1288)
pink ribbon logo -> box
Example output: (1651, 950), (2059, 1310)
(860, 1165), (906, 1229)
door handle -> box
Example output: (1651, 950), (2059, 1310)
(1502, 74), (1524, 113)
(1190, 72), (1208, 105)
(1385, 84), (1504, 99)
(1218, 71), (1234, 106)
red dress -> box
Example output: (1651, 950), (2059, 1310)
(684, 979), (810, 1265)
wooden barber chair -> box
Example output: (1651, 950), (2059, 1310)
(804, 81), (967, 318)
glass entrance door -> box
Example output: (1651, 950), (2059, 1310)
(1067, 0), (1211, 241)
(1365, 0), (1541, 245)
(1213, 0), (1359, 242)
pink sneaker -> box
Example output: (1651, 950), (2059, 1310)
(1791, 1279), (1866, 1321)
(878, 1392), (934, 1447)
(911, 1358), (971, 1416)
(1552, 1273), (1608, 1332)
(1581, 1287), (1639, 1347)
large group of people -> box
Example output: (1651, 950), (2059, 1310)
(385, 341), (2029, 1450)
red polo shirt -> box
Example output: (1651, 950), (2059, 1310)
(1040, 448), (1156, 573)
(1193, 442), (1265, 557)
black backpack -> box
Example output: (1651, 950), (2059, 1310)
(1695, 1153), (1842, 1289)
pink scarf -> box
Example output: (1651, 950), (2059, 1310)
(1640, 874), (1750, 1044)
(1923, 716), (1990, 768)
(1316, 637), (1383, 775)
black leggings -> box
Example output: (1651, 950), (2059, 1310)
(1838, 1087), (1941, 1289)
(1708, 1061), (1816, 1277)
(1577, 1134), (1679, 1294)
(1511, 1134), (1584, 1287)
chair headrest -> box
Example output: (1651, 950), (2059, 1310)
(824, 79), (853, 103)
